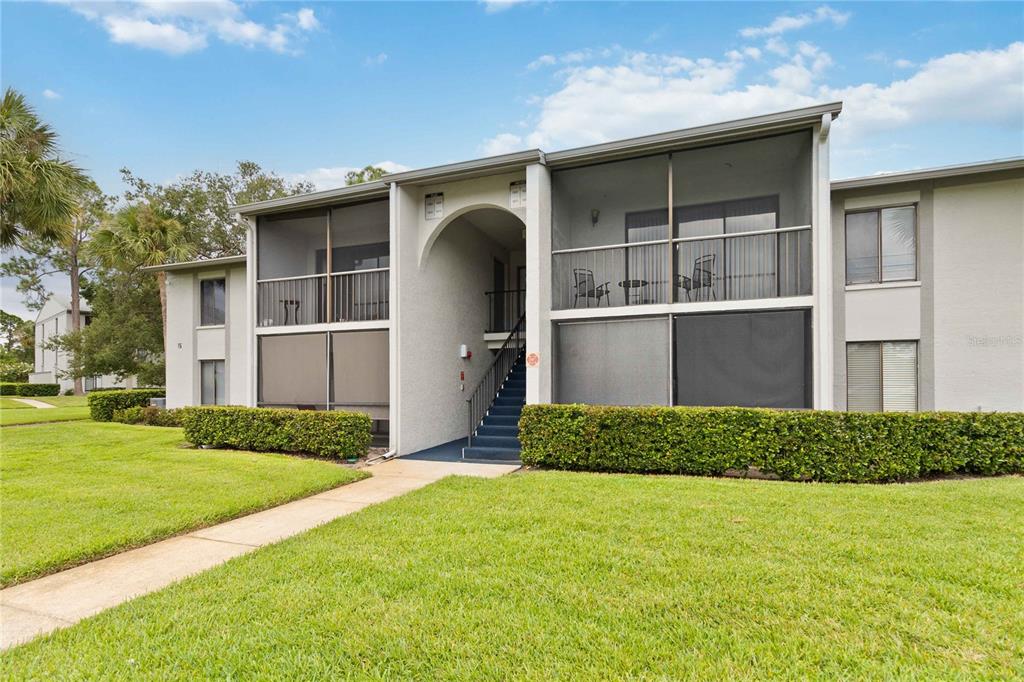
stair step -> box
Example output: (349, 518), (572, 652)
(490, 405), (522, 416)
(499, 390), (526, 400)
(503, 378), (526, 388)
(494, 395), (525, 406)
(471, 435), (521, 449)
(462, 446), (522, 462)
(482, 414), (520, 427)
(477, 424), (519, 437)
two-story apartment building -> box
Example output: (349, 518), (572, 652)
(151, 102), (1024, 461)
(28, 294), (135, 393)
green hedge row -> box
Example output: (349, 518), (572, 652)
(180, 406), (372, 459)
(0, 382), (60, 396)
(88, 389), (166, 421)
(518, 404), (1024, 483)
(112, 406), (183, 427)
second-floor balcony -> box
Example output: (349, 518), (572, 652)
(256, 198), (390, 328)
(551, 129), (814, 310)
(257, 269), (389, 327)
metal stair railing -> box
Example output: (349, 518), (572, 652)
(466, 313), (526, 447)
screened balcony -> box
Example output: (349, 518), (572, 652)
(257, 200), (389, 326)
(551, 131), (813, 309)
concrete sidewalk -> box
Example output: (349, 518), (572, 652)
(0, 457), (519, 650)
(11, 398), (56, 409)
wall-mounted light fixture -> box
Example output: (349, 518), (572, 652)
(591, 209), (600, 227)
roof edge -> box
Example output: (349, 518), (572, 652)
(831, 157), (1024, 190)
(545, 101), (843, 167)
(141, 254), (247, 272)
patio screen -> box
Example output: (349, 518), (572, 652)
(258, 333), (328, 408)
(673, 309), (811, 408)
(555, 317), (669, 406)
(331, 330), (389, 419)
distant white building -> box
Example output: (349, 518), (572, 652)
(28, 294), (135, 393)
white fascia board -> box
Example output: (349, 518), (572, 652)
(832, 157), (1024, 191)
(544, 101), (843, 168)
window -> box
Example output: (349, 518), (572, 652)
(200, 278), (225, 326)
(424, 192), (444, 220)
(846, 341), (918, 412)
(845, 206), (917, 284)
(509, 180), (526, 209)
(200, 360), (225, 405)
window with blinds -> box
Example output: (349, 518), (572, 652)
(846, 341), (918, 412)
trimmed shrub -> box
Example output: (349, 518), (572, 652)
(112, 406), (183, 427)
(112, 406), (144, 424)
(518, 404), (1024, 483)
(88, 389), (165, 421)
(0, 382), (60, 396)
(180, 406), (372, 459)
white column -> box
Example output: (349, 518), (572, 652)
(388, 183), (401, 453)
(245, 217), (257, 407)
(812, 115), (835, 409)
(525, 162), (553, 404)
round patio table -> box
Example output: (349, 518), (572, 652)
(618, 279), (649, 305)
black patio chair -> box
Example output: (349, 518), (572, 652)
(572, 268), (611, 308)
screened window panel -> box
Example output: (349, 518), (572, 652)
(880, 206), (916, 281)
(846, 342), (882, 412)
(674, 310), (811, 408)
(257, 210), (328, 280)
(846, 212), (879, 284)
(328, 200), (390, 273)
(259, 333), (328, 407)
(201, 360), (224, 405)
(331, 330), (389, 419)
(882, 341), (918, 412)
(724, 196), (778, 233)
(200, 279), (225, 326)
(556, 318), (669, 406)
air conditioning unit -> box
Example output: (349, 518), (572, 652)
(149, 397), (167, 409)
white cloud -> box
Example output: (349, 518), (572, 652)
(364, 52), (388, 67)
(527, 54), (557, 70)
(60, 1), (320, 55)
(289, 161), (411, 191)
(480, 133), (525, 156)
(481, 42), (1023, 153)
(481, 0), (530, 13)
(893, 58), (915, 69)
(740, 6), (850, 38)
(765, 37), (788, 56)
(42, 89), (62, 100)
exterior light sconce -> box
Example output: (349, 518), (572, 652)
(591, 209), (600, 227)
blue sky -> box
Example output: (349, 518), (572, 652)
(1, 1), (1022, 316)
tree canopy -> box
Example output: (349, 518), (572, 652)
(0, 87), (90, 249)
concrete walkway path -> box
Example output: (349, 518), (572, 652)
(0, 457), (519, 650)
(11, 398), (56, 409)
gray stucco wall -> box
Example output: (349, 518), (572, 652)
(831, 169), (1023, 412)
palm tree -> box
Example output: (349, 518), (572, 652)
(0, 87), (89, 248)
(91, 205), (194, 342)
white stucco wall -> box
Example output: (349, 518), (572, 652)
(932, 177), (1023, 411)
(164, 262), (248, 408)
(844, 284), (921, 342)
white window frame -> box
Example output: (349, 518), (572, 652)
(846, 340), (919, 412)
(844, 204), (919, 285)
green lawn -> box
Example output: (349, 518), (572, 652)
(0, 422), (366, 586)
(36, 394), (89, 407)
(0, 405), (90, 425)
(0, 397), (31, 410)
(4, 472), (1021, 679)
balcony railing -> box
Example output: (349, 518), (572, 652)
(257, 274), (327, 326)
(485, 289), (525, 333)
(331, 267), (389, 322)
(552, 225), (811, 309)
(257, 269), (389, 327)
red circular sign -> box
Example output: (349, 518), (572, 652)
(526, 352), (539, 367)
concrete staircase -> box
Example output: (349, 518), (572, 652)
(462, 355), (525, 462)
